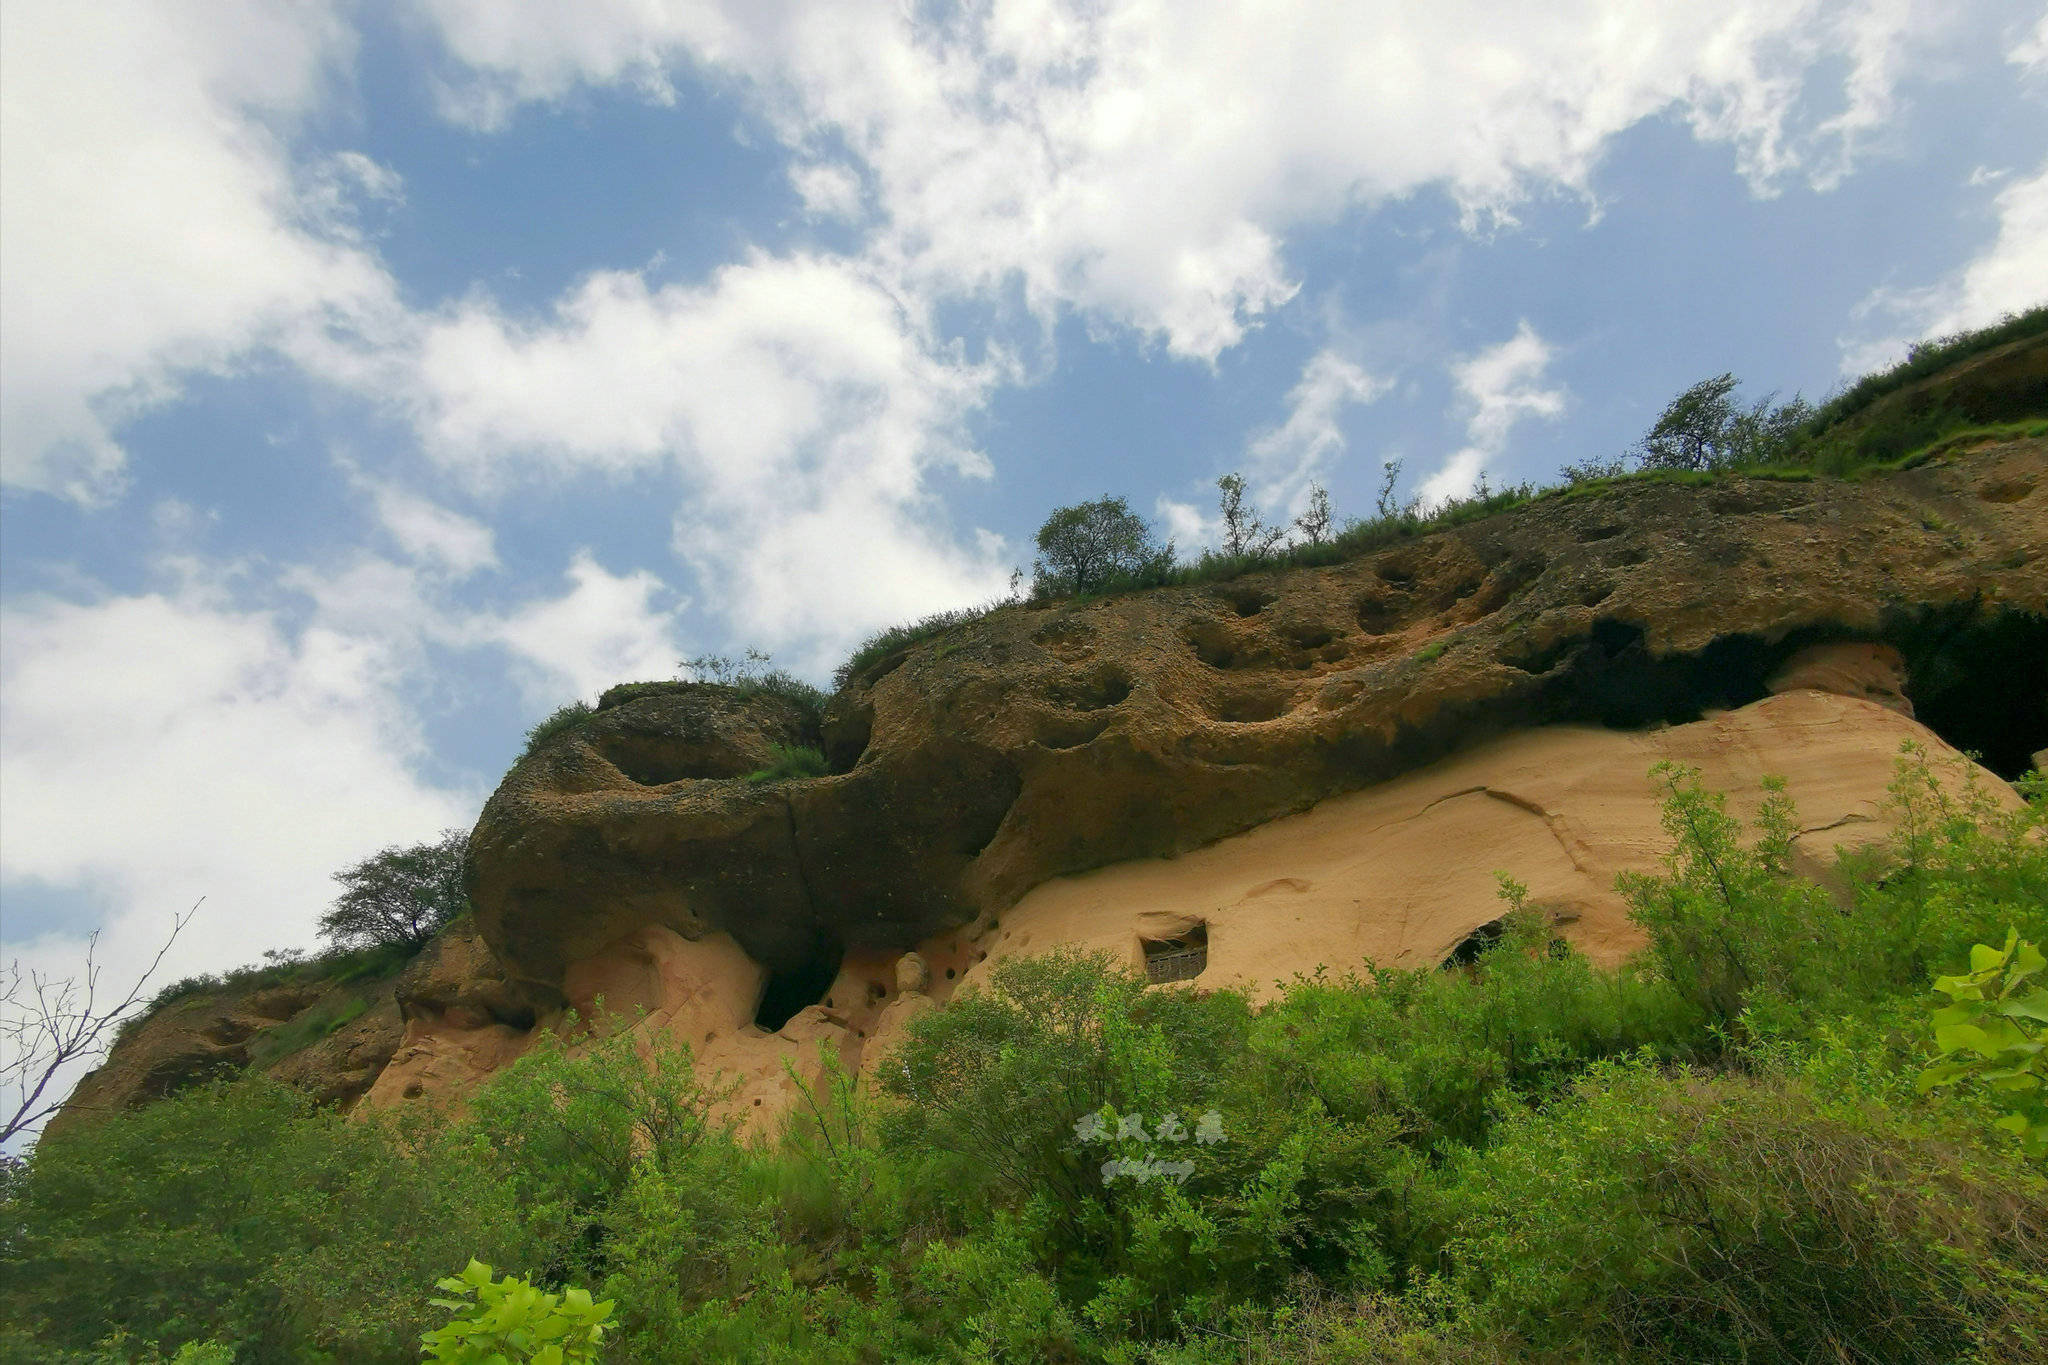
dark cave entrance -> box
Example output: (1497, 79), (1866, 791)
(1442, 919), (1504, 969)
(754, 934), (845, 1032)
(1892, 607), (2048, 781)
(1514, 610), (2048, 782)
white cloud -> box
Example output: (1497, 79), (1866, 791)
(1419, 322), (1567, 508)
(1246, 349), (1390, 507)
(474, 551), (689, 705)
(2012, 11), (2048, 74)
(0, 1), (400, 502)
(791, 162), (866, 221)
(1843, 162), (2048, 372)
(1154, 496), (1218, 555)
(0, 575), (477, 1132)
(403, 253), (1011, 653)
(419, 0), (1947, 361)
(368, 484), (500, 578)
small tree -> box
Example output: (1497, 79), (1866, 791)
(1637, 373), (1741, 470)
(1215, 473), (1286, 557)
(1374, 458), (1405, 519)
(1031, 497), (1173, 597)
(1292, 482), (1334, 546)
(1637, 375), (1812, 471)
(319, 829), (471, 953)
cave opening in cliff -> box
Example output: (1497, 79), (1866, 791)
(754, 935), (845, 1031)
(1891, 607), (2048, 781)
(1143, 925), (1208, 984)
(1537, 619), (1783, 729)
(1443, 919), (1504, 969)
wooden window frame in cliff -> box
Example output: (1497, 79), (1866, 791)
(1143, 924), (1208, 984)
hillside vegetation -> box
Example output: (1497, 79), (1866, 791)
(4, 746), (2044, 1363)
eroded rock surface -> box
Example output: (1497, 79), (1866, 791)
(471, 444), (2048, 1003)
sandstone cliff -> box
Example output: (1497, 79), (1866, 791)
(67, 435), (2048, 1136)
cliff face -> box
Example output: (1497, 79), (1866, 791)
(470, 442), (2048, 995)
(66, 437), (2048, 1136)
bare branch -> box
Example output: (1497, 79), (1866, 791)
(2, 898), (202, 1146)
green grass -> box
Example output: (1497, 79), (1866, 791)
(245, 996), (371, 1069)
(519, 701), (595, 760)
(1797, 304), (2047, 440)
(744, 743), (829, 784)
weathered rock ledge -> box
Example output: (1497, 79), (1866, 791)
(470, 442), (2048, 1002)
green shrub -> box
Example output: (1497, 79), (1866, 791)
(1431, 1059), (2048, 1364)
(1920, 929), (2048, 1158)
(745, 743), (828, 784)
(457, 1014), (737, 1262)
(420, 1260), (615, 1364)
(245, 994), (370, 1068)
(1618, 745), (2046, 1044)
(0, 1077), (552, 1361)
(1032, 497), (1176, 598)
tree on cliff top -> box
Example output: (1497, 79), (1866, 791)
(319, 829), (471, 952)
(1031, 497), (1174, 597)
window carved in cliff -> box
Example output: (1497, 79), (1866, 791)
(1143, 924), (1208, 984)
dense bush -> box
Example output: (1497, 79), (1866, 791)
(0, 1078), (555, 1362)
(7, 743), (2044, 1362)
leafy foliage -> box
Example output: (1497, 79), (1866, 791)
(1631, 373), (1814, 471)
(1031, 496), (1175, 597)
(1921, 929), (2048, 1158)
(0, 1077), (554, 1361)
(421, 1260), (615, 1365)
(9, 742), (2047, 1362)
(1796, 303), (2048, 445)
(317, 828), (471, 953)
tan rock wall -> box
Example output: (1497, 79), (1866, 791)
(377, 685), (2018, 1138)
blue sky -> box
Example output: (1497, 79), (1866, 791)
(3, 2), (2046, 1075)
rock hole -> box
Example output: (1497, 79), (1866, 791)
(754, 935), (845, 1032)
(1890, 606), (2048, 780)
(1356, 594), (1401, 635)
(1579, 524), (1623, 542)
(1143, 924), (1208, 984)
(1442, 919), (1504, 968)
(1218, 587), (1278, 617)
(1607, 546), (1649, 568)
(1048, 667), (1133, 710)
(1377, 559), (1416, 586)
(1187, 623), (1239, 669)
(1040, 712), (1115, 751)
(1981, 477), (2035, 504)
(1208, 688), (1291, 723)
(593, 734), (754, 786)
(1581, 581), (1614, 607)
(822, 698), (874, 773)
(945, 967), (956, 980)
(1285, 625), (1337, 651)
